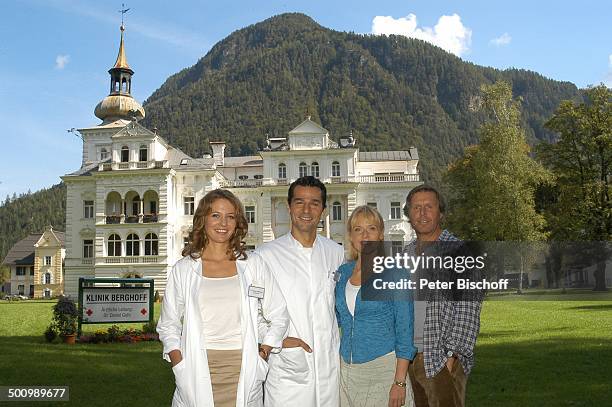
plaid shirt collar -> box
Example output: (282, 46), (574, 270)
(406, 229), (459, 248)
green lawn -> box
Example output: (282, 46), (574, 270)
(469, 300), (612, 406)
(1, 296), (611, 406)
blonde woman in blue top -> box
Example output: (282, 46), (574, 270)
(336, 205), (417, 407)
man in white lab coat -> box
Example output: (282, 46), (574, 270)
(256, 176), (345, 407)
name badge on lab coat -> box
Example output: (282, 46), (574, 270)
(330, 270), (340, 282)
(248, 285), (265, 299)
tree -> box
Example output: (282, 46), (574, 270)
(446, 81), (550, 241)
(537, 84), (612, 291)
(445, 81), (551, 292)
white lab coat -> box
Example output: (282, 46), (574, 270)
(255, 233), (345, 407)
(156, 255), (289, 407)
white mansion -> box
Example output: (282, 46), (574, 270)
(62, 26), (422, 297)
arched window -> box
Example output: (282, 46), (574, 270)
(108, 234), (122, 256)
(332, 161), (340, 177)
(139, 145), (148, 162)
(100, 148), (109, 161)
(121, 146), (129, 162)
(299, 162), (308, 178)
(278, 163), (287, 179)
(126, 233), (140, 256)
(145, 233), (158, 256)
(311, 162), (320, 178)
(44, 272), (52, 284)
(122, 78), (127, 92)
(332, 201), (342, 221)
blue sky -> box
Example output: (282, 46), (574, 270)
(1, 0), (610, 198)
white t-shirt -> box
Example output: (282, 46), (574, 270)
(199, 274), (242, 350)
(345, 281), (360, 316)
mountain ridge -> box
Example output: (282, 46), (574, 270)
(141, 12), (581, 184)
(0, 13), (582, 262)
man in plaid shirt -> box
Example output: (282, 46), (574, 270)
(403, 185), (482, 407)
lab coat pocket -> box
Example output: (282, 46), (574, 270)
(247, 356), (269, 404)
(276, 347), (310, 384)
(172, 359), (192, 404)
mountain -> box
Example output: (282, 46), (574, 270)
(0, 184), (66, 263)
(0, 13), (583, 261)
(141, 13), (581, 184)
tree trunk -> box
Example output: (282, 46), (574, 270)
(593, 260), (608, 291)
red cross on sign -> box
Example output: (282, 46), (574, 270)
(140, 308), (147, 315)
(86, 309), (93, 316)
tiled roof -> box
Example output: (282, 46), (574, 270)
(222, 156), (263, 167)
(1, 231), (66, 267)
(359, 149), (418, 161)
(67, 160), (107, 176)
(168, 147), (216, 170)
(1, 234), (41, 266)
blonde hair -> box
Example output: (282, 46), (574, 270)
(346, 205), (385, 260)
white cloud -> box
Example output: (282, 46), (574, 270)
(490, 33), (512, 47)
(55, 54), (70, 70)
(371, 13), (472, 57)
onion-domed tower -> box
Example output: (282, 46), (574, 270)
(94, 24), (145, 124)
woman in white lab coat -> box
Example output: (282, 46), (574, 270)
(157, 189), (289, 407)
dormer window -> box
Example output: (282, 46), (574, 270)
(180, 158), (189, 165)
(238, 175), (249, 180)
(139, 145), (148, 162)
(121, 146), (129, 162)
(311, 162), (320, 178)
(299, 162), (308, 178)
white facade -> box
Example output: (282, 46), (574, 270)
(61, 30), (422, 298)
(62, 118), (422, 297)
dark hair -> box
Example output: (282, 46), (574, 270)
(403, 184), (446, 217)
(182, 189), (248, 260)
(287, 176), (327, 208)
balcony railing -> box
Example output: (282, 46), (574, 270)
(82, 258), (93, 265)
(103, 256), (160, 264)
(220, 174), (420, 188)
(356, 174), (420, 183)
(103, 213), (160, 224)
(219, 179), (264, 188)
(98, 160), (169, 171)
(105, 215), (121, 224)
(142, 214), (158, 223)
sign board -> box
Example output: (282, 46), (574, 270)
(78, 278), (154, 335)
(82, 287), (151, 323)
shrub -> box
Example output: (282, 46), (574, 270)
(107, 325), (121, 341)
(93, 329), (108, 343)
(142, 320), (157, 334)
(52, 296), (78, 336)
(44, 325), (58, 343)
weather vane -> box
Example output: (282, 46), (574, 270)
(119, 3), (130, 29)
